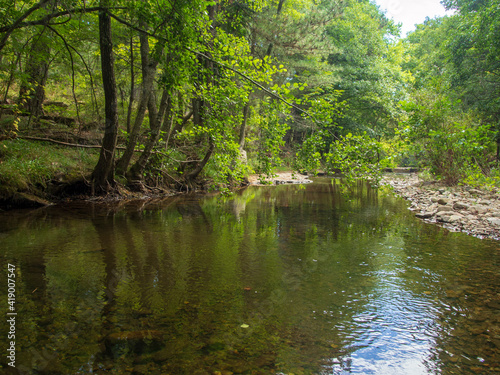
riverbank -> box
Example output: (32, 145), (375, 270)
(381, 173), (500, 241)
(247, 171), (312, 186)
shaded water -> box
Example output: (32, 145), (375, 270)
(0, 179), (499, 374)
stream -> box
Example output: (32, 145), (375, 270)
(0, 178), (499, 374)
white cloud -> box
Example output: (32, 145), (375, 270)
(374, 0), (454, 36)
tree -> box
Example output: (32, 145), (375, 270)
(324, 0), (406, 136)
(18, 30), (51, 119)
(442, 0), (500, 158)
(91, 2), (119, 192)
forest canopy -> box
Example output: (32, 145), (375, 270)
(0, 0), (499, 199)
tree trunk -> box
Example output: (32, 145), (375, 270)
(266, 0), (286, 57)
(115, 31), (158, 175)
(18, 33), (51, 119)
(185, 137), (215, 183)
(127, 89), (172, 185)
(239, 102), (250, 151)
(497, 137), (500, 162)
(126, 36), (135, 133)
(167, 109), (192, 146)
(91, 3), (118, 192)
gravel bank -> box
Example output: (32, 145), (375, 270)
(382, 174), (500, 241)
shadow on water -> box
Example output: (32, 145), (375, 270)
(0, 178), (499, 374)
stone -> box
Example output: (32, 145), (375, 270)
(436, 212), (451, 221)
(453, 202), (470, 210)
(487, 218), (500, 227)
(105, 330), (164, 354)
(469, 188), (484, 195)
(106, 330), (164, 343)
(416, 211), (435, 219)
(381, 174), (500, 240)
(448, 215), (464, 223)
(436, 211), (464, 224)
(471, 205), (489, 214)
(437, 206), (454, 212)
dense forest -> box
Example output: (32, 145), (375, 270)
(0, 0), (499, 202)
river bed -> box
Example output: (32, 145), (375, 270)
(0, 178), (499, 374)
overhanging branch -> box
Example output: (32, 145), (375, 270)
(0, 6), (127, 33)
(106, 11), (317, 121)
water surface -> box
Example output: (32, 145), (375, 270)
(0, 179), (499, 374)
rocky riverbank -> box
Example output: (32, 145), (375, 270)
(247, 172), (313, 186)
(381, 174), (500, 241)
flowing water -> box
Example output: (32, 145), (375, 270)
(0, 179), (499, 374)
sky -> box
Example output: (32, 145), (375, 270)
(373, 0), (455, 37)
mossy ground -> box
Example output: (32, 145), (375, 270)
(0, 138), (99, 198)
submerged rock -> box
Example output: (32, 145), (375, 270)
(104, 330), (164, 356)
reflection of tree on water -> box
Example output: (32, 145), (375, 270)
(1, 181), (499, 373)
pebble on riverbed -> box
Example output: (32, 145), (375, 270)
(381, 174), (500, 241)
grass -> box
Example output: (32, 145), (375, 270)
(0, 138), (99, 197)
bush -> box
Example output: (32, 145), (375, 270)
(398, 95), (498, 186)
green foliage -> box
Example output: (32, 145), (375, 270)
(255, 105), (290, 175)
(325, 133), (385, 184)
(324, 0), (408, 135)
(8, 0), (500, 195)
(398, 94), (496, 185)
(295, 130), (385, 184)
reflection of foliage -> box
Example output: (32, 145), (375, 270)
(2, 181), (499, 373)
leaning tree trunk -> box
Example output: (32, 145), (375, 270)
(91, 4), (119, 193)
(184, 137), (215, 183)
(115, 31), (159, 175)
(127, 89), (172, 186)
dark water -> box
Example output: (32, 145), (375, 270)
(0, 179), (499, 374)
